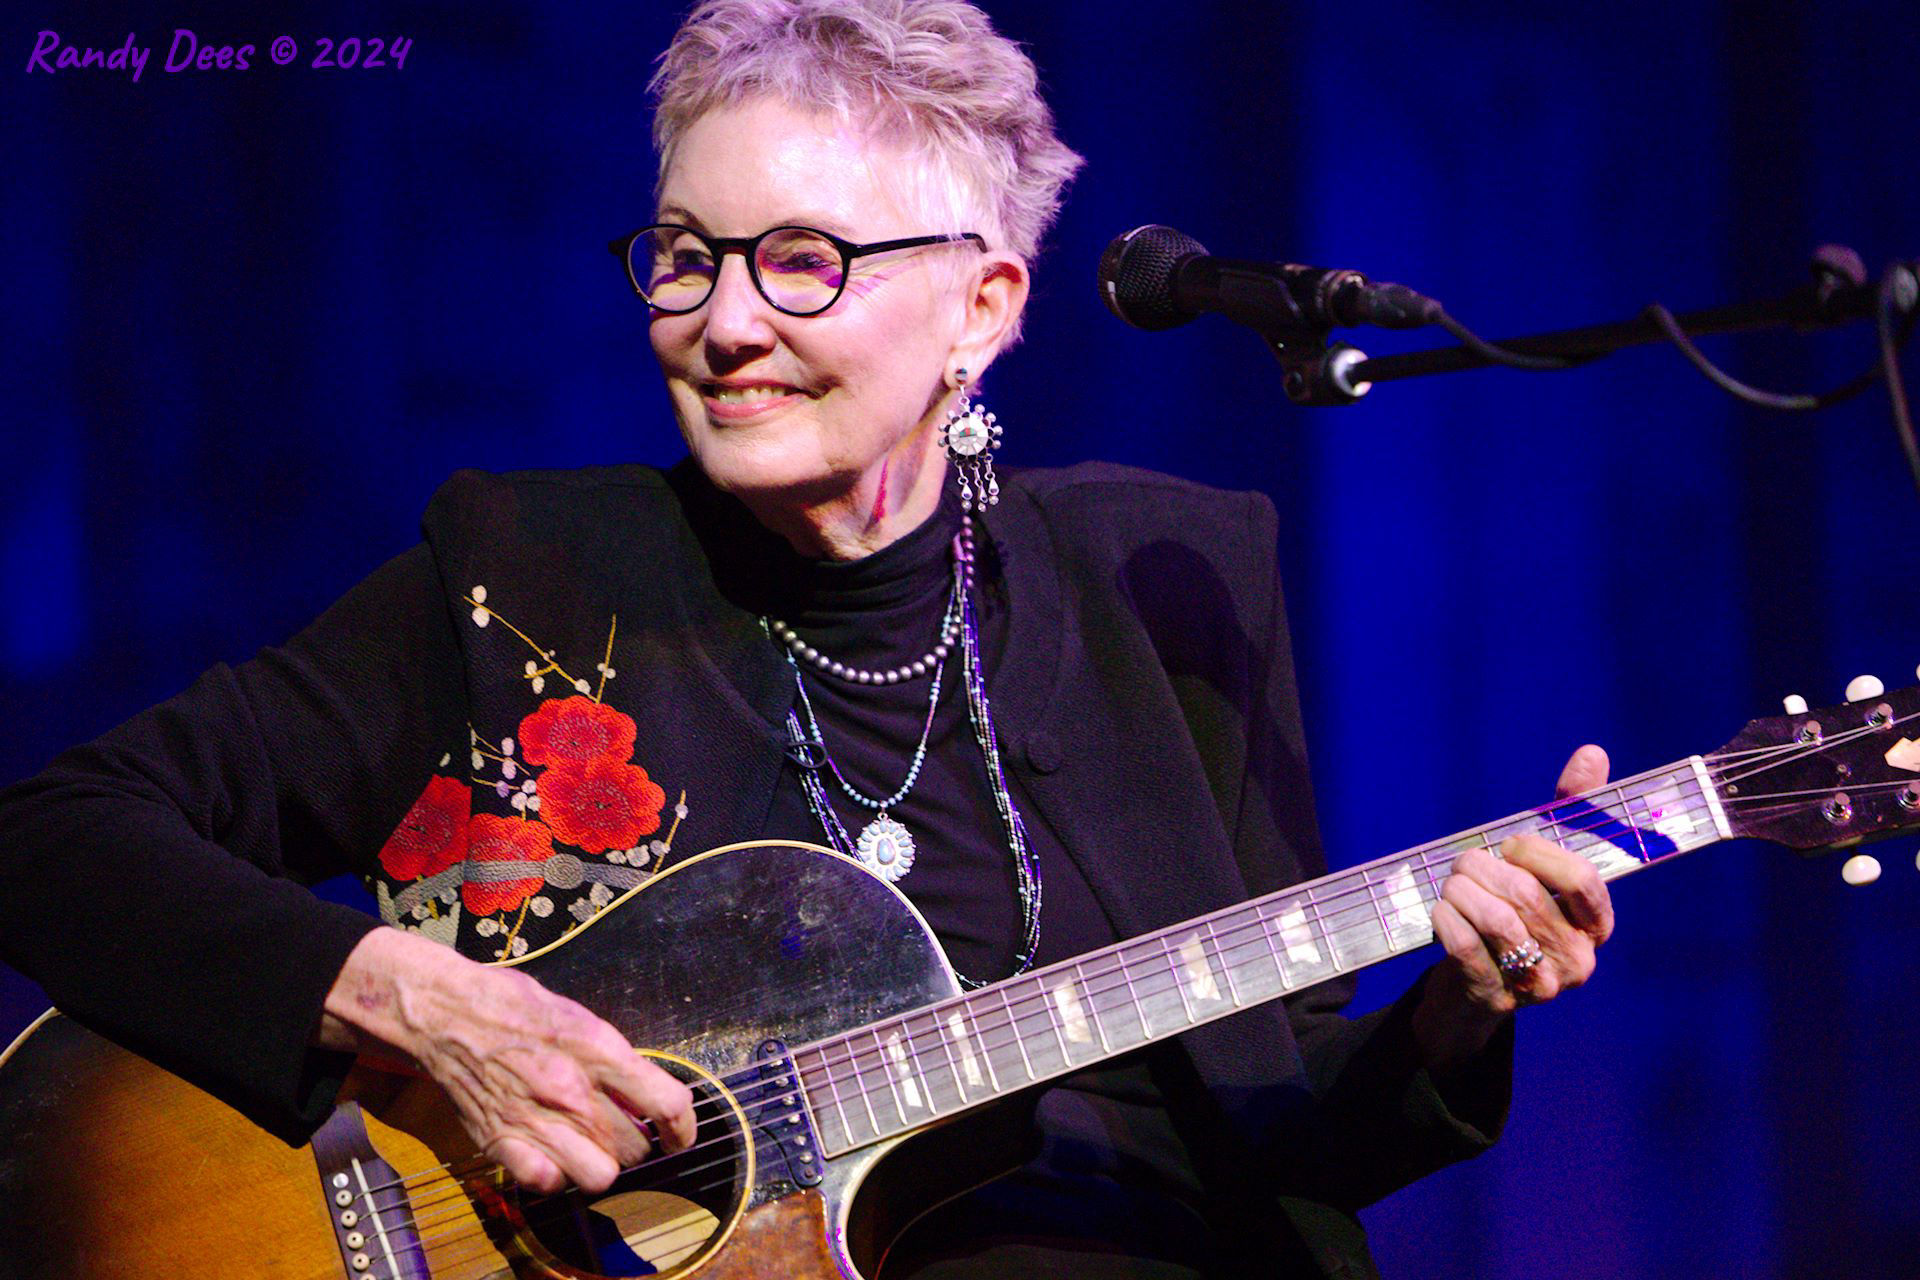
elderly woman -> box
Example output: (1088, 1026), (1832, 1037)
(0, 2), (1615, 1277)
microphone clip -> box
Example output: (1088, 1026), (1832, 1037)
(1268, 336), (1373, 406)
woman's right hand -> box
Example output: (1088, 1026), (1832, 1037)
(319, 926), (695, 1194)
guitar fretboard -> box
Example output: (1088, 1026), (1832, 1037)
(790, 758), (1730, 1157)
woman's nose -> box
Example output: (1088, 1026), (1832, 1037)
(701, 253), (778, 351)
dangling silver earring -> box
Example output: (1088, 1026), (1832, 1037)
(937, 368), (1001, 512)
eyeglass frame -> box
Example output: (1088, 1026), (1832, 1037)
(607, 223), (987, 317)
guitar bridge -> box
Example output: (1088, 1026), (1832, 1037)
(309, 1102), (427, 1278)
(747, 1039), (825, 1189)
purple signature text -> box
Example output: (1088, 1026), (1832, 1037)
(25, 30), (412, 81)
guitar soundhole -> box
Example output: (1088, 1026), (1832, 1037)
(526, 1072), (751, 1278)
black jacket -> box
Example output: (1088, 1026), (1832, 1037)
(0, 459), (1509, 1277)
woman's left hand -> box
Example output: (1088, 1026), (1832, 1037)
(1412, 744), (1617, 1070)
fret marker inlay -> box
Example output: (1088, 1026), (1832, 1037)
(1052, 981), (1094, 1043)
(884, 1031), (922, 1110)
(947, 1012), (983, 1087)
(1276, 903), (1321, 964)
(1177, 935), (1221, 1003)
(1382, 864), (1430, 945)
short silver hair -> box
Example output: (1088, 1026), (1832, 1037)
(651, 0), (1084, 287)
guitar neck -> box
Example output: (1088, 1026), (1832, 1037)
(791, 757), (1731, 1157)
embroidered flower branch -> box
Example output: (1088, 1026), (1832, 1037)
(463, 586), (616, 702)
(376, 587), (689, 959)
(604, 790), (689, 879)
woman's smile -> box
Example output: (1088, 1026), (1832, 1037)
(700, 379), (816, 422)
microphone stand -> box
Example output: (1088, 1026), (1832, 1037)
(1270, 245), (1912, 407)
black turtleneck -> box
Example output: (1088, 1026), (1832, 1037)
(691, 484), (1219, 1277)
(750, 487), (1044, 981)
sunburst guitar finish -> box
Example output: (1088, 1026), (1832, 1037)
(0, 843), (998, 1280)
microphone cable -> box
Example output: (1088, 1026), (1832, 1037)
(1096, 224), (1919, 498)
(1406, 261), (1919, 497)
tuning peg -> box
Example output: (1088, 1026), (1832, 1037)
(1841, 854), (1882, 885)
(1782, 694), (1809, 715)
(1845, 674), (1885, 702)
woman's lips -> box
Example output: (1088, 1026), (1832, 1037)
(699, 382), (808, 422)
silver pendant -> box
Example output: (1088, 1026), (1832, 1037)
(855, 812), (916, 882)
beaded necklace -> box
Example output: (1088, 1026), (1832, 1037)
(787, 600), (954, 879)
(773, 526), (1042, 989)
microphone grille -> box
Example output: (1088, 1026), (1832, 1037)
(1097, 224), (1208, 330)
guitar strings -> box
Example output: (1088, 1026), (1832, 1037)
(783, 714), (1906, 1142)
(310, 707), (1913, 1273)
(353, 1037), (833, 1201)
(791, 762), (1704, 1048)
(791, 752), (1873, 1143)
(1715, 777), (1915, 805)
(355, 1038), (884, 1252)
(1710, 705), (1915, 775)
(391, 765), (1743, 1280)
(771, 791), (1726, 1143)
(322, 794), (1850, 1274)
(369, 713), (1900, 1203)
(408, 1148), (775, 1278)
(398, 1071), (887, 1280)
(361, 1091), (792, 1244)
(1701, 725), (1891, 767)
(384, 785), (1729, 1261)
(315, 1098), (790, 1280)
(393, 1125), (773, 1232)
(333, 1086), (783, 1240)
(354, 767), (1779, 1221)
(1712, 711), (1917, 787)
(397, 1174), (733, 1280)
(370, 778), (1727, 1279)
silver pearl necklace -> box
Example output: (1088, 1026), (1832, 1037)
(768, 513), (975, 684)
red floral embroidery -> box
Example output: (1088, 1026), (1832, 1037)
(518, 695), (638, 768)
(378, 775), (471, 881)
(537, 757), (667, 855)
(463, 813), (555, 916)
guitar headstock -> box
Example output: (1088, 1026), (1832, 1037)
(1711, 680), (1920, 851)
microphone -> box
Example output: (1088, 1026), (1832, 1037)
(1097, 224), (1439, 334)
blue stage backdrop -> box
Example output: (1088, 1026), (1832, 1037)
(4, 2), (1917, 1275)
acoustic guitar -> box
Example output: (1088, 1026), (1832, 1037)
(3, 682), (1916, 1278)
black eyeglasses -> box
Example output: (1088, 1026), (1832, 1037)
(608, 224), (986, 317)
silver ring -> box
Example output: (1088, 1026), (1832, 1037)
(1496, 937), (1545, 978)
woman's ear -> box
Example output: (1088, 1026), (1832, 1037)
(948, 251), (1029, 383)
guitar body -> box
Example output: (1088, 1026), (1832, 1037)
(0, 843), (1016, 1279)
